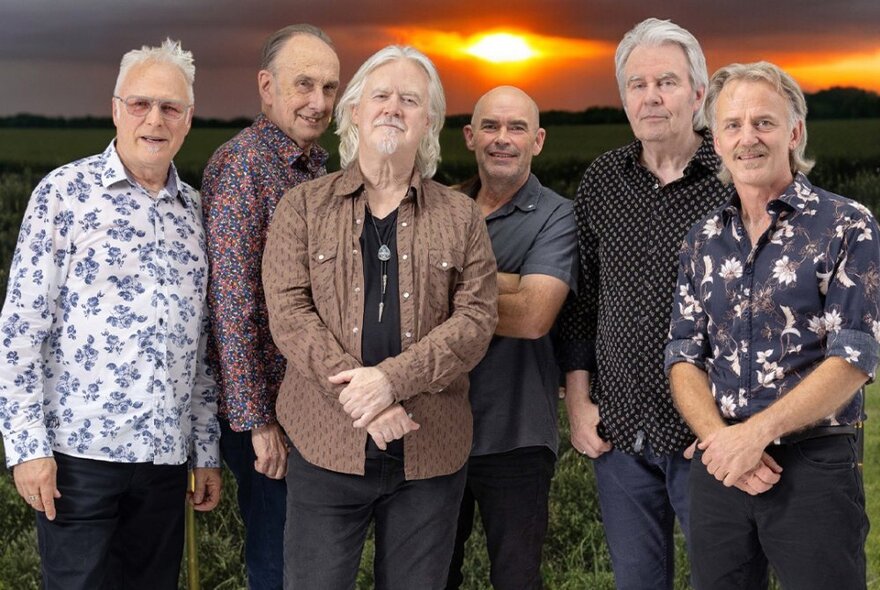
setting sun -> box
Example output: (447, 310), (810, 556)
(465, 33), (537, 63)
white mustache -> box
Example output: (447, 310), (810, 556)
(374, 117), (405, 131)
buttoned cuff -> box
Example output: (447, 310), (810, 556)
(664, 338), (708, 376)
(827, 328), (880, 382)
(557, 339), (597, 373)
(3, 427), (53, 468)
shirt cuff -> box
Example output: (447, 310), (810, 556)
(827, 328), (880, 381)
(664, 338), (708, 376)
(557, 339), (597, 373)
(3, 427), (53, 468)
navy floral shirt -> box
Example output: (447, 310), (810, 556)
(666, 173), (880, 425)
(0, 142), (219, 468)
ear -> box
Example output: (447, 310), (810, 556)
(258, 69), (274, 106)
(532, 127), (546, 157)
(463, 125), (475, 151)
(789, 119), (804, 150)
(693, 85), (706, 113)
(112, 98), (120, 127)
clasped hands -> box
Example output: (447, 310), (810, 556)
(693, 421), (783, 496)
(330, 367), (420, 450)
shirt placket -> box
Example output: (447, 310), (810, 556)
(150, 195), (172, 460)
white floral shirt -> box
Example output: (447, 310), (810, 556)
(666, 173), (880, 425)
(0, 142), (219, 467)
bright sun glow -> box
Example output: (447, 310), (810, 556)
(465, 33), (537, 63)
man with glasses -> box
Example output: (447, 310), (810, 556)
(0, 39), (220, 589)
(200, 24), (340, 590)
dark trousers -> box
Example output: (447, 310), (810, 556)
(446, 446), (556, 590)
(284, 444), (467, 590)
(220, 418), (287, 590)
(593, 442), (692, 590)
(690, 435), (868, 590)
(35, 452), (187, 590)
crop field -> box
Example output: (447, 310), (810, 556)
(0, 119), (878, 588)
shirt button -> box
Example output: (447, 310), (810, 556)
(352, 249), (358, 255)
(401, 222), (408, 227)
(356, 218), (362, 225)
(403, 292), (410, 299)
(404, 331), (412, 338)
(653, 183), (660, 189)
(441, 261), (448, 268)
(353, 327), (359, 334)
(354, 286), (361, 293)
(317, 254), (325, 261)
(402, 254), (408, 260)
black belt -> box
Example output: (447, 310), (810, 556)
(773, 424), (857, 445)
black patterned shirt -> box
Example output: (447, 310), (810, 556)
(558, 132), (734, 454)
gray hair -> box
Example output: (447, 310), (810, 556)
(705, 61), (814, 184)
(260, 24), (334, 72)
(115, 38), (195, 103)
(335, 45), (446, 179)
(615, 18), (708, 129)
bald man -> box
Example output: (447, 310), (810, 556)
(446, 86), (577, 590)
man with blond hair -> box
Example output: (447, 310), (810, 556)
(0, 39), (220, 589)
(667, 61), (878, 589)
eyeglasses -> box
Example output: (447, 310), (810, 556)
(113, 95), (192, 121)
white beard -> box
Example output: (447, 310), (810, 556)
(375, 127), (400, 155)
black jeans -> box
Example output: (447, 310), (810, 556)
(446, 446), (556, 590)
(220, 418), (286, 590)
(35, 452), (187, 590)
(284, 445), (467, 590)
(689, 435), (868, 590)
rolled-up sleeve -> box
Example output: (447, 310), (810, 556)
(664, 236), (712, 375)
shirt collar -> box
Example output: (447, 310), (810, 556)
(467, 173), (542, 220)
(99, 140), (192, 209)
(624, 130), (721, 177)
(254, 113), (329, 174)
(721, 172), (808, 222)
(335, 164), (423, 207)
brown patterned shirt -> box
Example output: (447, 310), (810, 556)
(263, 165), (498, 479)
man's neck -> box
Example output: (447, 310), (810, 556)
(735, 174), (793, 246)
(359, 156), (414, 218)
(639, 130), (702, 186)
(475, 173), (528, 218)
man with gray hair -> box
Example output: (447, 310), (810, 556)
(0, 39), (220, 589)
(557, 18), (733, 588)
(667, 61), (877, 589)
(200, 24), (339, 590)
(262, 45), (497, 588)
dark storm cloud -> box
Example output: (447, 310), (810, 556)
(0, 0), (877, 116)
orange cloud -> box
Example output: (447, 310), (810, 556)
(780, 49), (880, 92)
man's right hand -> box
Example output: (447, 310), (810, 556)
(252, 423), (289, 480)
(366, 404), (420, 450)
(13, 457), (61, 520)
(567, 397), (613, 458)
(732, 452), (783, 496)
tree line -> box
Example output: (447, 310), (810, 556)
(2, 87), (878, 129)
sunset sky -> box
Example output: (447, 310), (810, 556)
(1, 0), (878, 118)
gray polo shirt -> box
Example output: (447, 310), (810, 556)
(467, 174), (578, 456)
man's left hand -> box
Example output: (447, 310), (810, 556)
(331, 367), (395, 428)
(189, 467), (222, 512)
(698, 422), (770, 486)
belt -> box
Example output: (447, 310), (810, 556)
(773, 424), (857, 445)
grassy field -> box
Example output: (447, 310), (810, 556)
(0, 119), (878, 587)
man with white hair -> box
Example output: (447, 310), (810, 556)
(201, 24), (339, 590)
(667, 61), (878, 589)
(0, 39), (220, 589)
(262, 45), (497, 588)
(557, 18), (733, 588)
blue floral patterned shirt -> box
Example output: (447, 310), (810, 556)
(666, 173), (880, 425)
(0, 141), (220, 468)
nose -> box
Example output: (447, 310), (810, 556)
(645, 82), (662, 105)
(383, 95), (402, 117)
(309, 88), (329, 115)
(144, 101), (164, 125)
(494, 126), (510, 145)
(740, 124), (759, 145)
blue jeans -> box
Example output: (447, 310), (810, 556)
(593, 442), (692, 590)
(220, 418), (287, 590)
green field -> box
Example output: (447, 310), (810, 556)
(0, 120), (879, 588)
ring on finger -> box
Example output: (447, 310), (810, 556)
(27, 494), (38, 503)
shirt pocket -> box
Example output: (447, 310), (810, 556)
(308, 248), (338, 308)
(426, 248), (465, 315)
